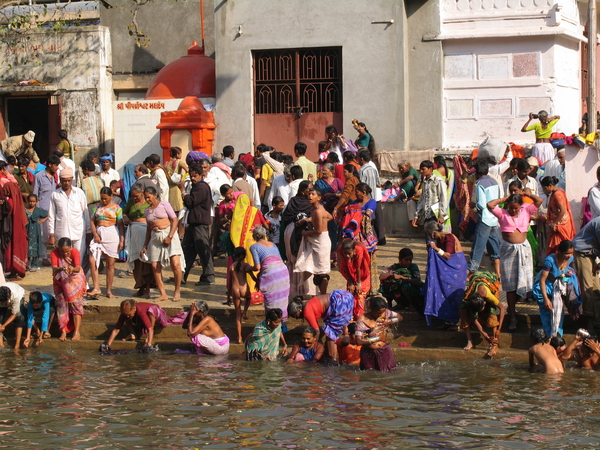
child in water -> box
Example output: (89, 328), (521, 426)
(288, 326), (325, 363)
(227, 247), (256, 344)
(528, 326), (564, 374)
(336, 322), (362, 365)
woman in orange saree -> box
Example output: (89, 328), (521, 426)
(542, 176), (575, 256)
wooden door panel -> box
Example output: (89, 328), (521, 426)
(254, 113), (297, 157)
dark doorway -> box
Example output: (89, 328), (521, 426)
(6, 97), (50, 163)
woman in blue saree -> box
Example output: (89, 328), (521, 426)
(533, 239), (581, 338)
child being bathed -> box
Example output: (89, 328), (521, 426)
(529, 326), (564, 374)
(227, 247), (256, 343)
(288, 326), (325, 363)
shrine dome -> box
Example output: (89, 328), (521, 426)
(145, 41), (216, 100)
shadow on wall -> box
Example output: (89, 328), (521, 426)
(405, 0), (429, 18)
(132, 42), (165, 73)
(216, 74), (239, 100)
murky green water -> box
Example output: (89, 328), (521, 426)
(0, 349), (599, 449)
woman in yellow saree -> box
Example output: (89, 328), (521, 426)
(229, 193), (268, 292)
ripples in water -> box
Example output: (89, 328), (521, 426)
(0, 350), (599, 449)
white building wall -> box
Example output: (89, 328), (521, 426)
(213, 0), (406, 153)
(440, 0), (585, 151)
(113, 98), (215, 173)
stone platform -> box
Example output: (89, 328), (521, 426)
(7, 236), (582, 355)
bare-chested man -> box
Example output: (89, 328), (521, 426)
(187, 300), (230, 355)
(561, 330), (600, 370)
(294, 188), (333, 294)
(528, 327), (564, 374)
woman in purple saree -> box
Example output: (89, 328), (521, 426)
(250, 226), (290, 330)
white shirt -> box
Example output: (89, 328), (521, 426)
(544, 159), (564, 180)
(506, 175), (539, 196)
(267, 174), (288, 207)
(99, 168), (120, 187)
(151, 167), (169, 201)
(488, 150), (512, 198)
(589, 183), (600, 220)
(278, 179), (302, 205)
(57, 157), (77, 183)
(246, 175), (261, 209)
(205, 166), (231, 205)
(48, 187), (90, 240)
(2, 282), (25, 315)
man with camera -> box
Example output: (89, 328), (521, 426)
(521, 110), (560, 166)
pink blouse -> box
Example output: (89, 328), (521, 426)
(491, 204), (538, 233)
(145, 201), (176, 223)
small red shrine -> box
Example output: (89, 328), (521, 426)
(147, 41), (216, 159)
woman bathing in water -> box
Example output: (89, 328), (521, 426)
(287, 326), (325, 363)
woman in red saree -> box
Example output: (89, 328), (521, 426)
(337, 239), (371, 319)
(542, 176), (575, 256)
(2, 180), (28, 279)
(51, 237), (87, 341)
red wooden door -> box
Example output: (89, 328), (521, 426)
(253, 48), (343, 161)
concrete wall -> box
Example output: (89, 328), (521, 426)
(406, 0), (443, 150)
(101, 0), (214, 74)
(213, 0), (407, 154)
(0, 25), (113, 157)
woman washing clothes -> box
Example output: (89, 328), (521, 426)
(487, 191), (542, 330)
(105, 299), (169, 348)
(288, 290), (355, 363)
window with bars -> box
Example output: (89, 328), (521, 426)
(253, 47), (342, 114)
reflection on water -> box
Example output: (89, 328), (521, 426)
(0, 349), (599, 449)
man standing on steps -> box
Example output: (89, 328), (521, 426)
(573, 217), (600, 333)
(182, 164), (215, 286)
(48, 167), (90, 276)
(34, 155), (60, 266)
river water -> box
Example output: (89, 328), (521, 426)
(1, 349), (599, 449)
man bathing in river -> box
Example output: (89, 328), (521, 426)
(561, 329), (600, 370)
(528, 326), (564, 374)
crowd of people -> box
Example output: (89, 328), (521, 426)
(1, 113), (600, 373)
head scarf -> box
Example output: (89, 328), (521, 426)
(186, 151), (209, 166)
(100, 154), (114, 163)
